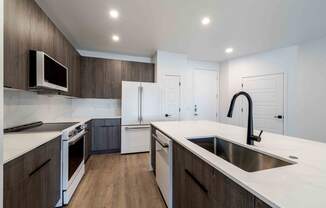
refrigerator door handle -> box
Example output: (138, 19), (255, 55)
(140, 85), (143, 123)
(138, 86), (141, 122)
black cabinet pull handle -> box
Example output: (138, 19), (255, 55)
(29, 159), (51, 176)
(185, 169), (208, 193)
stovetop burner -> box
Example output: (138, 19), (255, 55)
(4, 121), (79, 133)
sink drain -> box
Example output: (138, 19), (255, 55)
(289, 155), (298, 159)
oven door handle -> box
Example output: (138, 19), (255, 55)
(69, 131), (87, 146)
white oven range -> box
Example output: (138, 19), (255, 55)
(59, 123), (87, 206)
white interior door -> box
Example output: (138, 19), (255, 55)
(163, 75), (181, 121)
(193, 70), (218, 121)
(121, 81), (140, 125)
(141, 82), (161, 124)
(241, 74), (284, 134)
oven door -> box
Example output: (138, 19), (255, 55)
(68, 134), (84, 182)
(63, 130), (86, 204)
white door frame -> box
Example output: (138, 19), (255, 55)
(163, 74), (181, 121)
(241, 72), (288, 135)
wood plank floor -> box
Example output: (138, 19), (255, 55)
(67, 153), (167, 208)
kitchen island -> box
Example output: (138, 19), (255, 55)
(151, 121), (326, 208)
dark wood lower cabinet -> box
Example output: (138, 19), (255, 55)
(4, 137), (61, 208)
(150, 126), (156, 174)
(85, 120), (92, 162)
(173, 141), (271, 208)
(255, 198), (272, 208)
(92, 119), (121, 154)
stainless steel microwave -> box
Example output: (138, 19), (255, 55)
(29, 50), (68, 92)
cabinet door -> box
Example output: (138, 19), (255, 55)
(4, 0), (30, 89)
(47, 138), (61, 206)
(4, 137), (61, 208)
(85, 121), (92, 162)
(25, 160), (51, 208)
(92, 120), (121, 153)
(213, 169), (254, 208)
(122, 61), (155, 83)
(107, 126), (121, 151)
(140, 63), (155, 82)
(4, 156), (26, 208)
(173, 141), (255, 208)
(93, 126), (108, 152)
(80, 57), (96, 98)
(150, 126), (156, 173)
(255, 198), (272, 208)
(173, 142), (215, 208)
(122, 61), (141, 81)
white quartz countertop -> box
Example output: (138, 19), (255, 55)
(3, 116), (121, 164)
(4, 131), (62, 163)
(151, 120), (326, 208)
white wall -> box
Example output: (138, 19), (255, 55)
(155, 50), (219, 120)
(219, 36), (326, 143)
(4, 90), (72, 128)
(219, 46), (298, 128)
(71, 98), (121, 118)
(155, 51), (193, 120)
(4, 89), (122, 128)
(287, 37), (326, 142)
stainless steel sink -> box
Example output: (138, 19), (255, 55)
(188, 137), (294, 172)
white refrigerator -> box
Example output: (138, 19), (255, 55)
(121, 81), (161, 154)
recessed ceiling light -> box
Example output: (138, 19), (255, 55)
(112, 35), (120, 42)
(201, 17), (211, 25)
(225, 48), (234, 54)
(109, 9), (119, 19)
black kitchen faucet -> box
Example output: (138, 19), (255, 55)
(227, 91), (263, 145)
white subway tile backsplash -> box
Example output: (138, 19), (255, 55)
(71, 98), (121, 118)
(4, 89), (121, 128)
(4, 90), (72, 128)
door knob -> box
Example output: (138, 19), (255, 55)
(274, 115), (283, 119)
(165, 114), (172, 117)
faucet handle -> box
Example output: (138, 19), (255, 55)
(258, 130), (263, 137)
(252, 130), (263, 143)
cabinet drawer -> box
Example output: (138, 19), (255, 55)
(177, 142), (215, 196)
(104, 118), (121, 126)
(92, 118), (121, 127)
(24, 141), (51, 177)
(92, 119), (105, 127)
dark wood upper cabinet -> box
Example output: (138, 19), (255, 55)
(81, 57), (154, 99)
(4, 0), (80, 97)
(122, 61), (155, 82)
(80, 57), (122, 99)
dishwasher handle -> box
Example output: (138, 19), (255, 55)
(153, 134), (169, 148)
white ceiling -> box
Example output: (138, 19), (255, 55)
(36, 0), (326, 62)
